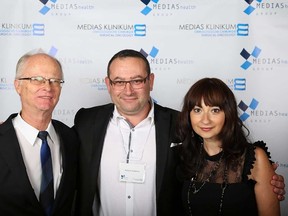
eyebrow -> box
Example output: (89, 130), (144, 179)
(110, 75), (146, 80)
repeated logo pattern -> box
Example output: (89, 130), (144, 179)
(39, 0), (57, 15)
(243, 0), (263, 15)
(140, 0), (159, 15)
(48, 46), (58, 57)
(140, 46), (159, 58)
(240, 46), (261, 70)
(237, 24), (249, 36)
(238, 98), (259, 121)
(134, 24), (146, 36)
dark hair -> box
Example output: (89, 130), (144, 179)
(176, 77), (249, 177)
(107, 49), (151, 77)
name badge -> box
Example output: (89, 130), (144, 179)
(119, 163), (146, 183)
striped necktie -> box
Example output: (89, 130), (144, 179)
(38, 131), (54, 216)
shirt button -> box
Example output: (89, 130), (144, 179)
(128, 195), (131, 199)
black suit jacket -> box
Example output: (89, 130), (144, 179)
(0, 114), (79, 216)
(73, 103), (183, 216)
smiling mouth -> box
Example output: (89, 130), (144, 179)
(121, 96), (137, 101)
(39, 96), (53, 99)
(200, 127), (212, 131)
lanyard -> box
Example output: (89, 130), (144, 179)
(118, 119), (153, 164)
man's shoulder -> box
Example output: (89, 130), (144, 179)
(52, 119), (70, 128)
(76, 103), (114, 116)
(154, 103), (179, 115)
(0, 114), (17, 133)
(74, 103), (114, 125)
(52, 119), (77, 135)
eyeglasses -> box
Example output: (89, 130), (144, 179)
(109, 75), (149, 91)
(18, 76), (64, 87)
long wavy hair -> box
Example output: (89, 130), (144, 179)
(175, 77), (250, 179)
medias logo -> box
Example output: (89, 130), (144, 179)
(240, 46), (261, 70)
(243, 0), (288, 15)
(226, 78), (246, 91)
(80, 77), (107, 90)
(238, 98), (259, 121)
(141, 46), (194, 71)
(140, 46), (159, 59)
(140, 0), (159, 15)
(238, 98), (288, 123)
(179, 23), (249, 37)
(77, 23), (146, 37)
(0, 23), (45, 36)
(243, 0), (263, 15)
(39, 0), (57, 15)
(47, 46), (58, 57)
(139, 0), (196, 16)
(141, 46), (176, 71)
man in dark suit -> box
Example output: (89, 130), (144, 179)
(74, 49), (285, 216)
(0, 51), (78, 215)
(74, 49), (182, 216)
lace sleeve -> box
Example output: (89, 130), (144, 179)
(242, 141), (272, 182)
(253, 140), (272, 162)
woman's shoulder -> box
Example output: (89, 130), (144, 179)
(242, 141), (272, 180)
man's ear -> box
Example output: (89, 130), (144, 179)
(14, 79), (21, 95)
(105, 77), (111, 93)
(149, 73), (155, 91)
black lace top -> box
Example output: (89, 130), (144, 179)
(181, 141), (271, 216)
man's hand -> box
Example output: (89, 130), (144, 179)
(272, 163), (286, 201)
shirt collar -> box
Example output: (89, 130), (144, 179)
(13, 113), (57, 146)
(112, 98), (155, 126)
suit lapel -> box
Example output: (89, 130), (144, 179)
(154, 105), (172, 199)
(51, 121), (64, 209)
(90, 105), (114, 183)
(0, 114), (41, 204)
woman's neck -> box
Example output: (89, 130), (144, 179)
(203, 139), (222, 156)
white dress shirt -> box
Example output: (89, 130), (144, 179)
(12, 113), (63, 199)
(97, 103), (157, 216)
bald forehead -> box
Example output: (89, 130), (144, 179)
(18, 53), (63, 79)
(26, 53), (58, 65)
(27, 54), (61, 70)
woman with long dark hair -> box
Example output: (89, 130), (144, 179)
(176, 77), (280, 216)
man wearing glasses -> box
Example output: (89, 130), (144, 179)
(74, 49), (285, 216)
(0, 51), (78, 215)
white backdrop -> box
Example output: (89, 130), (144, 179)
(0, 0), (287, 214)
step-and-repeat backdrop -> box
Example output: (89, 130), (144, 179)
(1, 0), (287, 213)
